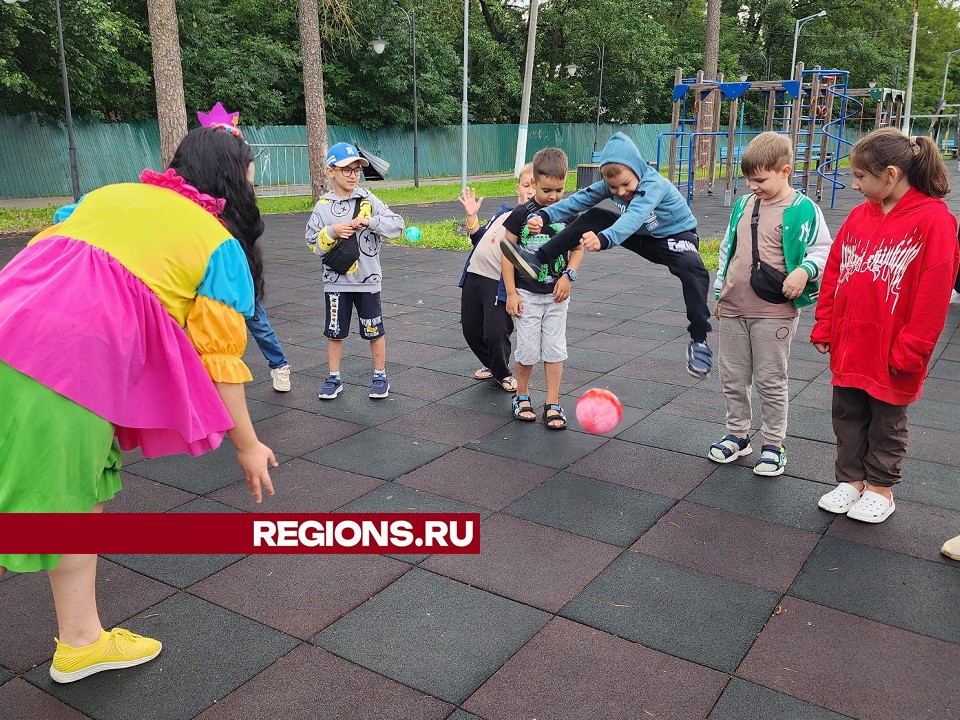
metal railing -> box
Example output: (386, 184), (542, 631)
(250, 144), (311, 197)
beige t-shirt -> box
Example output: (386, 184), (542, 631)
(718, 193), (799, 319)
(466, 213), (509, 280)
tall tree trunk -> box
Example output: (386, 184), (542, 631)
(703, 0), (721, 81)
(146, 0), (187, 168)
(298, 0), (329, 201)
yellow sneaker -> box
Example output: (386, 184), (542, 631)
(50, 628), (162, 683)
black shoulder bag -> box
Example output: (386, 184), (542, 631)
(748, 198), (790, 304)
(322, 200), (363, 274)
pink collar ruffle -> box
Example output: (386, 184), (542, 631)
(140, 168), (226, 216)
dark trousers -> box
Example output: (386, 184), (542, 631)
(536, 207), (712, 341)
(460, 273), (514, 380)
(832, 386), (909, 488)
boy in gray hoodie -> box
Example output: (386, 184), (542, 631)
(305, 142), (404, 400)
(501, 132), (714, 378)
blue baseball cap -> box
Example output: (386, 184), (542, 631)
(326, 142), (369, 168)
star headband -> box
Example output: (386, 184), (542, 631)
(197, 102), (242, 137)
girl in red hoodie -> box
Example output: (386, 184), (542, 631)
(811, 128), (959, 524)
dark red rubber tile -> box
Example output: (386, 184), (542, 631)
(196, 644), (452, 720)
(208, 458), (384, 512)
(463, 617), (727, 720)
(397, 447), (556, 510)
(422, 514), (620, 612)
(0, 679), (87, 720)
(190, 553), (409, 639)
(738, 596), (960, 720)
(632, 502), (820, 592)
(252, 408), (364, 457)
(0, 559), (175, 673)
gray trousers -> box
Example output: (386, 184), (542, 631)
(718, 316), (799, 445)
(832, 386), (908, 488)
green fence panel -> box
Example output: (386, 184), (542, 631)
(1, 115), (681, 198)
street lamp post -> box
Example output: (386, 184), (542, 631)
(566, 44), (606, 155)
(790, 10), (827, 80)
(5, 0), (81, 200)
(941, 48), (960, 103)
(372, 4), (419, 187)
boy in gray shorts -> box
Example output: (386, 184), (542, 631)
(502, 147), (583, 429)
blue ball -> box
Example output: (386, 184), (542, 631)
(404, 226), (422, 243)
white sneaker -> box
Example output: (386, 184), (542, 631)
(941, 534), (960, 561)
(846, 490), (895, 524)
(270, 365), (291, 392)
(818, 482), (862, 514)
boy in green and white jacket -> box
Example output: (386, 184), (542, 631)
(708, 132), (833, 476)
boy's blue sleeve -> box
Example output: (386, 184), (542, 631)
(541, 180), (611, 223)
(596, 183), (668, 248)
(53, 195), (86, 223)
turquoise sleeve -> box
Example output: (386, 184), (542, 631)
(196, 238), (256, 318)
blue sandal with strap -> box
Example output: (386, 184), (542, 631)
(512, 394), (536, 422)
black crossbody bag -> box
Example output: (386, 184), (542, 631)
(749, 198), (790, 304)
(322, 200), (363, 274)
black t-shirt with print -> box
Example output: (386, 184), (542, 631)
(503, 199), (569, 295)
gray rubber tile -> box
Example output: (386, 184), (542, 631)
(605, 319), (689, 341)
(503, 472), (676, 547)
(195, 644), (453, 720)
(190, 553), (409, 639)
(564, 311), (625, 332)
(208, 458), (384, 513)
(105, 471), (196, 513)
(396, 447), (556, 510)
(896, 457), (960, 511)
(609, 354), (702, 387)
(570, 332), (667, 356)
(561, 552), (779, 673)
(524, 365), (605, 396)
(905, 423), (960, 467)
(791, 380), (834, 411)
(909, 395), (960, 431)
(571, 374), (687, 411)
(463, 617), (727, 720)
(0, 679), (88, 719)
(708, 679), (853, 720)
(26, 593), (299, 720)
(827, 498), (960, 565)
(686, 464), (836, 533)
(250, 407), (365, 457)
(738, 596), (960, 720)
(387, 366), (477, 402)
(632, 501), (820, 592)
(314, 569), (549, 704)
(124, 441), (244, 495)
(638, 308), (693, 328)
(0, 666), (11, 686)
(928, 358), (960, 381)
(303, 428), (455, 481)
(245, 398), (291, 423)
(617, 412), (725, 456)
(422, 513), (621, 612)
(786, 403), (838, 444)
(438, 381), (519, 414)
(922, 376), (960, 405)
(789, 536), (960, 643)
(411, 326), (471, 349)
(303, 389), (429, 427)
(105, 498), (246, 589)
(424, 348), (504, 377)
(380, 403), (511, 446)
(446, 711), (480, 720)
(470, 421), (608, 470)
(562, 346), (635, 373)
(567, 438), (714, 498)
(0, 558), (175, 673)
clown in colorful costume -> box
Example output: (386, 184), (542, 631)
(0, 168), (255, 572)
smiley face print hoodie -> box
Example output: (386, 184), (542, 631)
(810, 187), (959, 405)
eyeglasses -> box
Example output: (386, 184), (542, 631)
(336, 166), (363, 177)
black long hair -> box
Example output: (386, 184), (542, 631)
(169, 127), (266, 302)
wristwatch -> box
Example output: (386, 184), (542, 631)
(562, 268), (578, 282)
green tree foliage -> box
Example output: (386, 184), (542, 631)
(2, 0), (959, 127)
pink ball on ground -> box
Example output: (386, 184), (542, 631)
(576, 388), (623, 434)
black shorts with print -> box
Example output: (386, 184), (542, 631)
(323, 291), (385, 340)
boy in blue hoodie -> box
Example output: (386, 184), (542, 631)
(500, 132), (714, 377)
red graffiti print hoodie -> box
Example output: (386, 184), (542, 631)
(810, 187), (959, 405)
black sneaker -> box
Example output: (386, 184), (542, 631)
(499, 240), (543, 281)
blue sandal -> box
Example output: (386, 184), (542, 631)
(512, 394), (536, 422)
(543, 403), (567, 430)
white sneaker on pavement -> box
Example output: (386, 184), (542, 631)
(270, 365), (291, 392)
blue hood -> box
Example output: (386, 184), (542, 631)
(598, 131), (654, 184)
